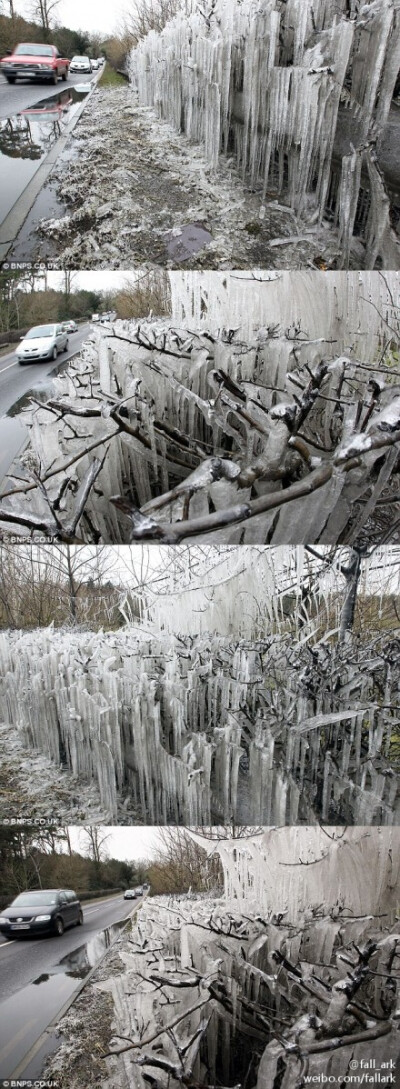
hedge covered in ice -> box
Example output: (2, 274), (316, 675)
(130, 0), (400, 268)
(1, 272), (399, 545)
(1, 626), (398, 823)
(101, 828), (400, 1089)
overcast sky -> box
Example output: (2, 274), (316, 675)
(15, 0), (128, 36)
(47, 272), (136, 292)
(68, 826), (164, 860)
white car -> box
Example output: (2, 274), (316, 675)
(69, 55), (92, 73)
(16, 323), (69, 364)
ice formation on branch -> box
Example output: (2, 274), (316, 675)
(99, 828), (400, 1089)
(1, 623), (398, 823)
(1, 271), (399, 545)
(130, 0), (400, 268)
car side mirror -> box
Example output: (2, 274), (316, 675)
(6, 49), (12, 55)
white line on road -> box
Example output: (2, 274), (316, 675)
(0, 360), (17, 373)
(84, 899), (124, 915)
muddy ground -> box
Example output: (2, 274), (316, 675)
(0, 722), (139, 824)
(31, 85), (345, 270)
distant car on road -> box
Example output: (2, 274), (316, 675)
(90, 59), (100, 69)
(123, 887), (144, 900)
(62, 320), (78, 332)
(70, 55), (92, 73)
(0, 889), (83, 938)
(0, 43), (69, 84)
(16, 323), (69, 364)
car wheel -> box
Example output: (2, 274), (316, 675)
(77, 910), (83, 926)
(6, 76), (16, 83)
(62, 70), (68, 81)
(53, 916), (64, 936)
(64, 339), (69, 351)
(52, 346), (58, 360)
(51, 70), (58, 84)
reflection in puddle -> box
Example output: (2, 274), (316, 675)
(32, 921), (125, 984)
(166, 222), (212, 261)
(0, 86), (90, 225)
(0, 919), (126, 1078)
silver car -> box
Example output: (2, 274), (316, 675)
(69, 55), (92, 73)
(16, 323), (69, 364)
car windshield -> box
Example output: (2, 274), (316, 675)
(12, 891), (58, 906)
(72, 56), (89, 62)
(25, 325), (55, 339)
(15, 44), (53, 57)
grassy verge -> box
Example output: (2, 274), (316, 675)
(98, 62), (127, 87)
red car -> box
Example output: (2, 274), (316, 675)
(0, 42), (70, 84)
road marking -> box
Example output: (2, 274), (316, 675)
(84, 898), (123, 915)
(0, 360), (17, 373)
(0, 939), (16, 947)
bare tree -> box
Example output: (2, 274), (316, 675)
(147, 828), (223, 894)
(30, 0), (61, 34)
(113, 271), (171, 319)
(120, 0), (193, 42)
(0, 543), (119, 628)
(81, 826), (110, 865)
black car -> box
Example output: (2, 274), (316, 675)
(0, 889), (83, 938)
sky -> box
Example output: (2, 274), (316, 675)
(15, 0), (128, 37)
(47, 271), (137, 293)
(68, 826), (164, 860)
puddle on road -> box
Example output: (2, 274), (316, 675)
(7, 360), (70, 416)
(8, 174), (68, 262)
(0, 919), (126, 1078)
(165, 222), (212, 261)
(0, 85), (90, 226)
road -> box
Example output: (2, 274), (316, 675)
(0, 70), (98, 236)
(0, 69), (94, 121)
(0, 322), (91, 487)
(0, 891), (141, 1078)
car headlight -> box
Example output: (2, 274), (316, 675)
(0, 917), (9, 924)
(34, 914), (51, 921)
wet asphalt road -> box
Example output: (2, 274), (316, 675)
(0, 892), (135, 1001)
(0, 323), (91, 488)
(0, 892), (141, 1077)
(0, 322), (90, 416)
(0, 70), (94, 121)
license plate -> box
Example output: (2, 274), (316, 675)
(11, 923), (30, 930)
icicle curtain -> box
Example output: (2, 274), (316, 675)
(130, 0), (400, 266)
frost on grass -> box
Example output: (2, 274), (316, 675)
(0, 617), (398, 824)
(34, 89), (337, 271)
(0, 722), (137, 824)
(48, 828), (400, 1089)
(131, 0), (400, 270)
(1, 271), (399, 547)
